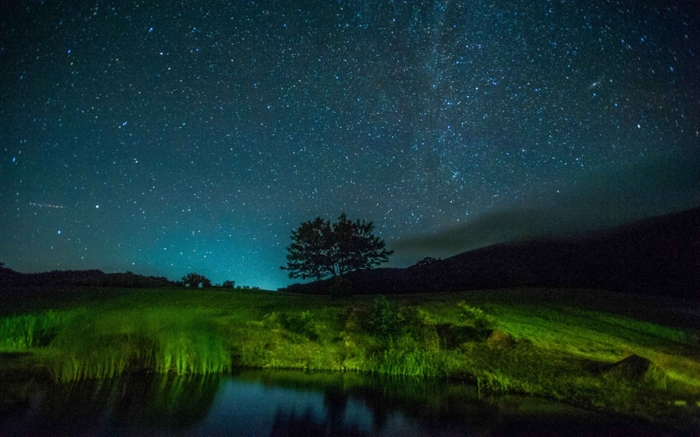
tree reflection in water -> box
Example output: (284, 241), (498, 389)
(1, 370), (675, 436)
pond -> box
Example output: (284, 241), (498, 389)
(0, 370), (673, 436)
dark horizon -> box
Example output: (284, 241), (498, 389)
(3, 205), (698, 300)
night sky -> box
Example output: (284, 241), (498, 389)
(1, 1), (698, 289)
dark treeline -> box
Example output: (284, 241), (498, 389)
(284, 207), (700, 300)
(0, 268), (177, 289)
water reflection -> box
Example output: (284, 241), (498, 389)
(0, 370), (677, 436)
(1, 373), (219, 435)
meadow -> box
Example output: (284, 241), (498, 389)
(1, 286), (698, 428)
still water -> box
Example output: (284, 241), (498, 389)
(0, 370), (669, 436)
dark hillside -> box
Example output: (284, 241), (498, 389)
(0, 268), (177, 289)
(285, 207), (700, 299)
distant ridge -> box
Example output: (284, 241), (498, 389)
(0, 268), (177, 289)
(284, 207), (700, 299)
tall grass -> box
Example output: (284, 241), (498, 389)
(375, 336), (442, 378)
(0, 311), (65, 351)
(46, 308), (232, 382)
(155, 327), (231, 375)
(475, 372), (512, 397)
(377, 348), (442, 377)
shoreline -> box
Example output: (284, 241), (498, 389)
(1, 287), (699, 431)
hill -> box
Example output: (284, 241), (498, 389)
(0, 267), (177, 289)
(285, 207), (700, 299)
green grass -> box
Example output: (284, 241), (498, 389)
(0, 311), (67, 350)
(374, 335), (442, 377)
(1, 286), (699, 427)
(41, 307), (232, 381)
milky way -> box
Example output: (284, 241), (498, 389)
(1, 1), (698, 289)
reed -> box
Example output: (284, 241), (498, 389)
(0, 311), (64, 350)
(46, 308), (231, 382)
(155, 328), (231, 375)
(377, 348), (441, 377)
(375, 336), (441, 378)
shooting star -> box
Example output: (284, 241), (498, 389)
(29, 202), (65, 209)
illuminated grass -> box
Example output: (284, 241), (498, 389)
(43, 308), (232, 381)
(490, 304), (697, 350)
(375, 336), (442, 378)
(1, 287), (698, 426)
(0, 311), (67, 351)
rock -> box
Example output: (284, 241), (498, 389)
(605, 354), (667, 389)
(486, 330), (516, 350)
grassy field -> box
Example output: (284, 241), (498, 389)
(1, 286), (699, 428)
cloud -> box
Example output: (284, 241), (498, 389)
(391, 148), (700, 261)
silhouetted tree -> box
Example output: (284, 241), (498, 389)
(281, 213), (393, 282)
(181, 272), (211, 288)
(415, 257), (442, 268)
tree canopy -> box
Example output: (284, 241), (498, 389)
(282, 213), (393, 281)
(181, 272), (212, 288)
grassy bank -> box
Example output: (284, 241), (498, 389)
(1, 287), (699, 427)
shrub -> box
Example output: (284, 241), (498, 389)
(457, 301), (495, 332)
(364, 295), (424, 340)
(181, 272), (212, 288)
(365, 295), (395, 338)
(279, 311), (318, 342)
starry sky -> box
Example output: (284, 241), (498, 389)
(1, 0), (699, 290)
